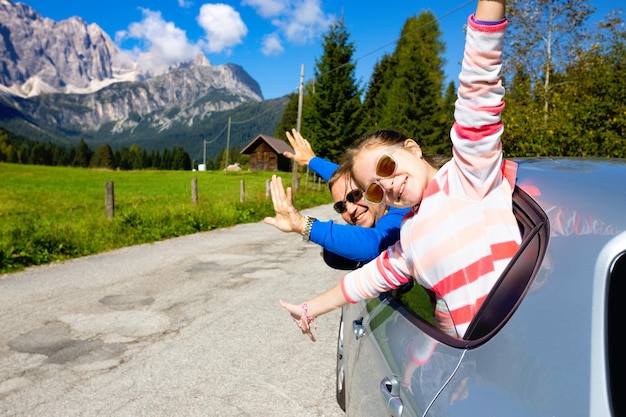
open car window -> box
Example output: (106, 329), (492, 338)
(386, 185), (551, 348)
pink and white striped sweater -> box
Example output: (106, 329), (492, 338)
(340, 15), (522, 338)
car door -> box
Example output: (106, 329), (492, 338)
(345, 293), (465, 417)
(343, 184), (554, 416)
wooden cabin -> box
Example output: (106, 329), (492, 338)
(240, 134), (294, 171)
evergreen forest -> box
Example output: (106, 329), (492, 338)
(275, 1), (626, 161)
(0, 132), (197, 171)
(2, 1), (625, 170)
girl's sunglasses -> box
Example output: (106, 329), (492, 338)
(333, 189), (364, 214)
(364, 143), (404, 204)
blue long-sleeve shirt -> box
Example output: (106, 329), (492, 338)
(307, 156), (409, 265)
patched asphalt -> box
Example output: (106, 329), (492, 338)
(0, 204), (346, 417)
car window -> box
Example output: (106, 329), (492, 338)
(392, 282), (436, 326)
(388, 186), (551, 346)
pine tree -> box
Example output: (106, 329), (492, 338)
(274, 93), (299, 139)
(72, 139), (92, 167)
(90, 144), (114, 168)
(361, 53), (394, 132)
(378, 11), (446, 149)
(172, 146), (192, 170)
(303, 17), (365, 162)
(129, 144), (143, 170)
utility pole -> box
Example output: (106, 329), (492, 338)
(224, 117), (231, 173)
(297, 64), (304, 132)
(293, 64), (304, 192)
(198, 138), (208, 171)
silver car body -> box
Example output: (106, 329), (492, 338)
(337, 158), (625, 417)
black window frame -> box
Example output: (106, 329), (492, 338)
(383, 185), (551, 349)
(608, 252), (625, 416)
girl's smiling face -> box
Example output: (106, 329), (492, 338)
(352, 139), (433, 209)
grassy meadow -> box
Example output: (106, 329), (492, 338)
(0, 163), (332, 274)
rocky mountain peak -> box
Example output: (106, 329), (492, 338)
(0, 0), (266, 138)
(0, 0), (262, 101)
(0, 0), (120, 96)
(0, 0), (280, 165)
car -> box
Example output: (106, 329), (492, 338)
(335, 158), (625, 417)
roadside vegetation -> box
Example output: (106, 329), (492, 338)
(0, 163), (332, 274)
(1, 1), (623, 273)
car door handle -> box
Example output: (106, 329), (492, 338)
(352, 318), (365, 340)
(380, 376), (403, 417)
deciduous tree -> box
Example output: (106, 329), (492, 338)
(506, 0), (595, 126)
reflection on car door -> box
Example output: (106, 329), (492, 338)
(346, 296), (465, 417)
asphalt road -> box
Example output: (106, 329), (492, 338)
(0, 204), (346, 417)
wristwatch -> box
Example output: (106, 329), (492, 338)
(302, 215), (315, 242)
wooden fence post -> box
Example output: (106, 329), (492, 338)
(191, 177), (198, 205)
(240, 179), (245, 203)
(266, 179), (271, 199)
(305, 168), (309, 190)
(105, 181), (114, 220)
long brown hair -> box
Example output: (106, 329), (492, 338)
(343, 130), (449, 173)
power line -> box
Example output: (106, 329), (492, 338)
(284, 1), (474, 95)
(204, 123), (228, 144)
(321, 1), (475, 79)
(207, 97), (287, 146)
(229, 98), (286, 124)
(209, 2), (475, 142)
(353, 1), (474, 64)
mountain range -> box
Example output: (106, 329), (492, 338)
(0, 0), (288, 164)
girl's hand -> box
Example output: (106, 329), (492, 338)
(279, 299), (317, 342)
(475, 0), (506, 21)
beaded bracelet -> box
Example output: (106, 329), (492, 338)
(298, 301), (317, 331)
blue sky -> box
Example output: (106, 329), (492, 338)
(17, 0), (620, 100)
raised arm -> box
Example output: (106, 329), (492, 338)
(263, 175), (407, 262)
(308, 157), (338, 183)
(451, 0), (508, 197)
(283, 129), (316, 167)
(310, 206), (407, 262)
(475, 0), (505, 21)
(283, 128), (339, 182)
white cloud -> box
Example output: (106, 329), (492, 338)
(280, 0), (329, 44)
(197, 4), (248, 54)
(261, 33), (284, 56)
(241, 0), (289, 18)
(114, 0), (330, 65)
(244, 0), (330, 48)
(115, 9), (201, 72)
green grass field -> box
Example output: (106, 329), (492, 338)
(0, 163), (332, 274)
